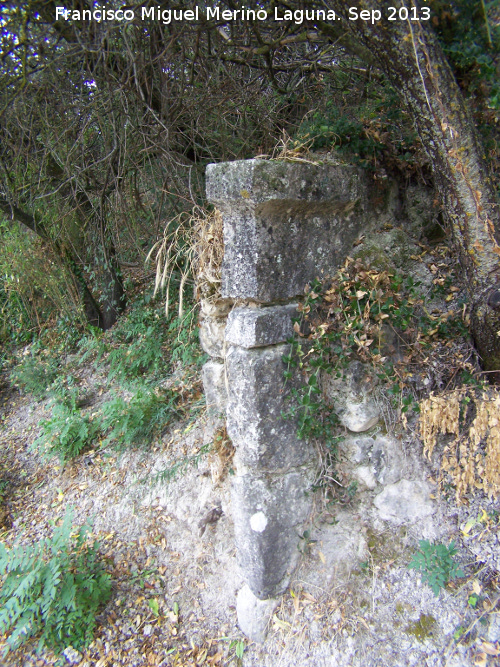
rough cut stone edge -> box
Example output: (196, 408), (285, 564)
(206, 159), (366, 206)
(225, 304), (297, 349)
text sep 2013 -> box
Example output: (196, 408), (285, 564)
(55, 5), (431, 26)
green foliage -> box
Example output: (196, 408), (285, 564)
(432, 0), (500, 194)
(0, 222), (85, 346)
(298, 104), (384, 164)
(0, 509), (112, 654)
(78, 295), (203, 388)
(34, 401), (100, 464)
(408, 540), (465, 596)
(21, 288), (203, 463)
(295, 88), (421, 173)
(147, 443), (212, 485)
(9, 353), (60, 398)
(103, 297), (169, 383)
(285, 256), (474, 438)
(283, 320), (342, 453)
(100, 388), (179, 449)
(434, 0), (500, 109)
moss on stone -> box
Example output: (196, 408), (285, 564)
(405, 614), (437, 641)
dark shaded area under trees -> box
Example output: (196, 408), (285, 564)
(0, 1), (499, 371)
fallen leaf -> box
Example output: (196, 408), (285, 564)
(273, 615), (292, 631)
(480, 641), (500, 656)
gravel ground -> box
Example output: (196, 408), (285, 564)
(0, 372), (499, 667)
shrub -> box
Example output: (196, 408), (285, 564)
(9, 354), (60, 398)
(0, 509), (112, 654)
(34, 401), (99, 463)
(100, 388), (179, 448)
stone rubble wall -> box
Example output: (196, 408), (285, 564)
(201, 158), (436, 642)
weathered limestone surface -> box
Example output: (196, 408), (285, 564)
(225, 304), (297, 349)
(374, 479), (434, 525)
(236, 585), (278, 644)
(225, 344), (312, 470)
(206, 159), (366, 205)
(201, 361), (227, 414)
(231, 470), (314, 598)
(341, 435), (405, 489)
(199, 315), (226, 359)
(206, 160), (372, 301)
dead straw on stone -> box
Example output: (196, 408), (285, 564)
(146, 206), (224, 317)
(255, 129), (319, 165)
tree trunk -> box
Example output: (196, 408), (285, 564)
(0, 196), (104, 328)
(99, 232), (126, 331)
(322, 0), (500, 371)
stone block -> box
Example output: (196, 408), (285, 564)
(206, 159), (366, 206)
(232, 470), (313, 599)
(199, 315), (226, 359)
(236, 584), (278, 643)
(201, 361), (227, 413)
(225, 344), (312, 470)
(206, 159), (371, 301)
(225, 304), (297, 349)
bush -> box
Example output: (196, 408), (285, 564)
(9, 354), (60, 398)
(100, 388), (179, 448)
(34, 401), (100, 463)
(0, 509), (112, 654)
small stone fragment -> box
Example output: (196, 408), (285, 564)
(339, 400), (380, 433)
(199, 315), (226, 358)
(201, 361), (227, 413)
(62, 647), (82, 665)
(236, 584), (278, 643)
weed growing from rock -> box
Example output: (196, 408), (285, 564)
(408, 540), (465, 596)
(285, 254), (482, 500)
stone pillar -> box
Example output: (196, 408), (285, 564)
(204, 159), (370, 641)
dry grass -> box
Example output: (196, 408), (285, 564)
(420, 388), (500, 501)
(209, 424), (235, 485)
(146, 206), (224, 316)
(256, 129), (319, 164)
(192, 207), (224, 302)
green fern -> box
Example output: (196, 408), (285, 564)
(0, 508), (111, 654)
(100, 388), (179, 448)
(34, 401), (100, 463)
